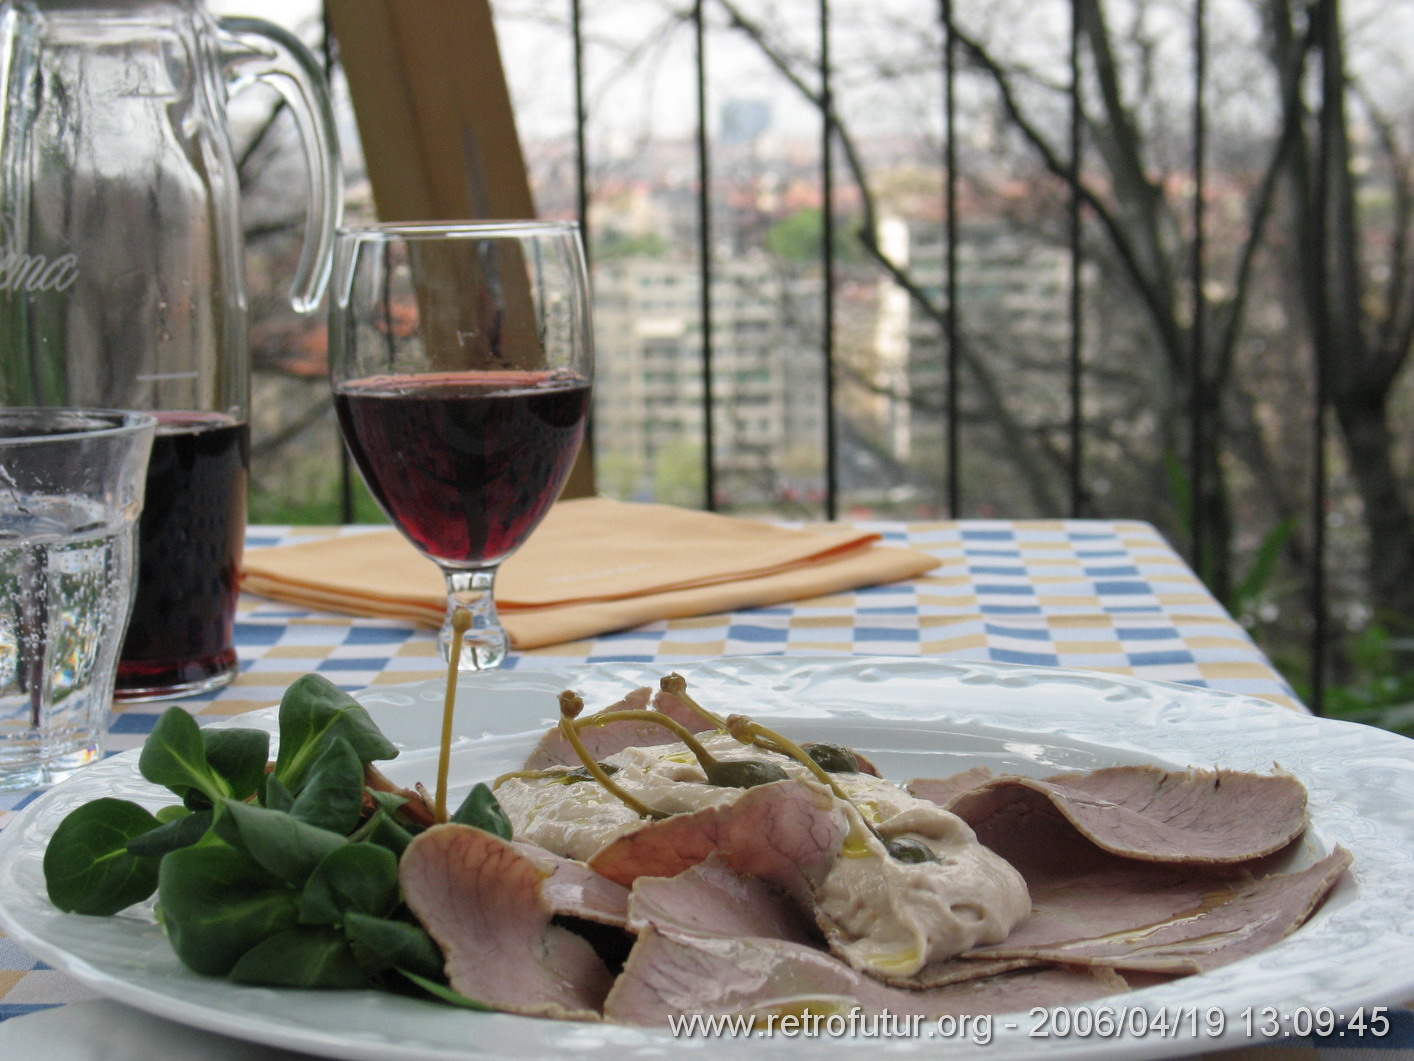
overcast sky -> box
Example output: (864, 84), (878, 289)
(209, 0), (845, 145)
(210, 0), (1414, 150)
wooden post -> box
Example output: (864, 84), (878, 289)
(327, 0), (595, 498)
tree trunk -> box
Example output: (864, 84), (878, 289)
(1331, 389), (1414, 624)
(1311, 0), (1414, 631)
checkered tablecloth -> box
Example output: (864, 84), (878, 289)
(3, 519), (1408, 1060)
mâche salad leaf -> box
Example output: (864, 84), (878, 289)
(227, 926), (367, 989)
(298, 842), (400, 925)
(215, 799), (349, 887)
(139, 707), (232, 804)
(40, 671), (512, 1002)
(450, 782), (513, 839)
(273, 674), (399, 789)
(343, 911), (445, 980)
(125, 808), (214, 859)
(43, 798), (162, 915)
(288, 736), (366, 834)
(201, 728), (272, 802)
(158, 842), (302, 977)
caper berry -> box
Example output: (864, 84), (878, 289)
(708, 758), (790, 789)
(804, 742), (859, 774)
(885, 837), (939, 864)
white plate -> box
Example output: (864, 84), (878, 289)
(2, 655), (1413, 1061)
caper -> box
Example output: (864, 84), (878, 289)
(555, 763), (618, 785)
(707, 758), (790, 789)
(804, 742), (859, 774)
(885, 837), (939, 864)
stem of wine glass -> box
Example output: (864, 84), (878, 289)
(439, 567), (508, 670)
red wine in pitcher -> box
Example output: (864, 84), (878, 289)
(115, 414), (249, 699)
(334, 371), (590, 564)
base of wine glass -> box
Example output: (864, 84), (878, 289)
(440, 566), (509, 671)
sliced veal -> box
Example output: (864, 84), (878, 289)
(512, 841), (631, 927)
(604, 928), (1127, 1025)
(939, 766), (1306, 864)
(627, 853), (818, 945)
(399, 824), (613, 1019)
(588, 777), (848, 896)
(524, 687), (715, 769)
(970, 847), (1351, 973)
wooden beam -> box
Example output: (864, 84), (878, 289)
(326, 0), (535, 221)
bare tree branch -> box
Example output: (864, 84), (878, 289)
(951, 26), (1188, 371)
(714, 0), (1070, 511)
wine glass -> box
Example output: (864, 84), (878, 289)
(329, 221), (594, 670)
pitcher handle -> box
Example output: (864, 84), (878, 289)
(218, 17), (343, 314)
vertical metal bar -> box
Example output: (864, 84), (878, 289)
(821, 0), (838, 521)
(1189, 0), (1209, 576)
(1309, 0), (1335, 713)
(1067, 0), (1085, 517)
(694, 0), (716, 510)
(569, 0), (597, 486)
(323, 1), (355, 525)
(571, 0), (591, 266)
(941, 0), (960, 517)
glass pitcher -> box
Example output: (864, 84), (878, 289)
(0, 0), (341, 699)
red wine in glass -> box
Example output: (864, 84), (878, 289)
(115, 413), (248, 700)
(334, 370), (590, 565)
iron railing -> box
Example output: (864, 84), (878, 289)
(314, 0), (1357, 710)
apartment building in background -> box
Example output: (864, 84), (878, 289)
(592, 252), (827, 508)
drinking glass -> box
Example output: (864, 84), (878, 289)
(329, 221), (594, 670)
(1, 408), (155, 790)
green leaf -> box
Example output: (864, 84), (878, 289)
(43, 799), (162, 915)
(139, 708), (231, 804)
(202, 728), (271, 802)
(157, 843), (300, 977)
(450, 783), (512, 840)
(228, 926), (367, 988)
(125, 809), (214, 858)
(298, 843), (399, 925)
(366, 788), (409, 815)
(344, 911), (444, 980)
(398, 970), (495, 1011)
(263, 774), (294, 813)
(216, 800), (347, 887)
(289, 737), (365, 835)
(350, 808), (415, 856)
(274, 674), (398, 791)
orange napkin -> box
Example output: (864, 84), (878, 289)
(241, 497), (940, 649)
